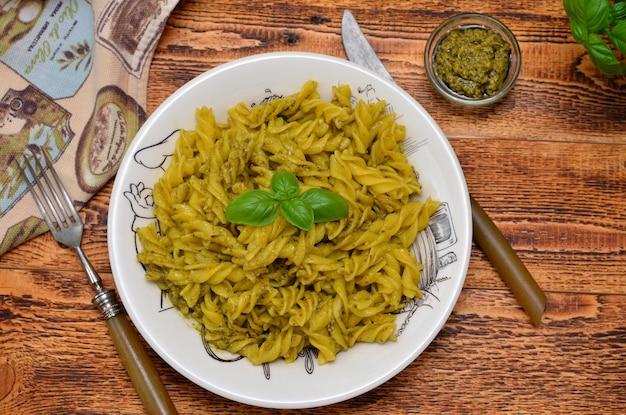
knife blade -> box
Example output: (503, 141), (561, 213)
(341, 9), (546, 327)
(341, 10), (395, 84)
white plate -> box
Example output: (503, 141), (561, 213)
(108, 52), (472, 409)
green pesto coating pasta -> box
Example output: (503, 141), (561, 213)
(136, 80), (439, 365)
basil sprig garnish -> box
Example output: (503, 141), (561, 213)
(564, 0), (626, 75)
(225, 171), (349, 231)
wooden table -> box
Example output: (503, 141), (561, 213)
(2, 1), (625, 413)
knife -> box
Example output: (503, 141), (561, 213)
(341, 9), (546, 327)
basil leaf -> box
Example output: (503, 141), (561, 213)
(225, 171), (348, 230)
(586, 33), (626, 74)
(570, 20), (589, 44)
(574, 0), (611, 34)
(280, 198), (314, 231)
(563, 0), (575, 17)
(611, 1), (626, 23)
(564, 0), (578, 20)
(270, 171), (300, 201)
(609, 19), (626, 55)
(300, 188), (349, 223)
(224, 190), (279, 226)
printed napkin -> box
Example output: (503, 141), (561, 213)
(0, 0), (179, 255)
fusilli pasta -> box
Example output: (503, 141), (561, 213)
(136, 80), (439, 365)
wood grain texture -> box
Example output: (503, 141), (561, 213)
(1, 1), (625, 414)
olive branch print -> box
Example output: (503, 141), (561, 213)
(57, 40), (92, 72)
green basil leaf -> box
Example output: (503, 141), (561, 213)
(570, 20), (589, 44)
(563, 0), (583, 25)
(611, 2), (626, 23)
(609, 19), (626, 55)
(564, 0), (580, 22)
(225, 190), (279, 226)
(280, 198), (314, 231)
(586, 33), (626, 74)
(563, 0), (578, 20)
(270, 171), (300, 201)
(300, 188), (349, 223)
(565, 0), (611, 34)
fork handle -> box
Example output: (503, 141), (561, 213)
(94, 290), (179, 415)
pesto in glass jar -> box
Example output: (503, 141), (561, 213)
(434, 27), (511, 98)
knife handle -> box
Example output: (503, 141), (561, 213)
(94, 290), (179, 415)
(470, 195), (547, 327)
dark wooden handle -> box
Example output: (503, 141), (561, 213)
(471, 195), (547, 327)
(106, 313), (179, 415)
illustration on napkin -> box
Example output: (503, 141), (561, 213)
(0, 0), (180, 258)
(0, 0), (95, 100)
(96, 0), (173, 78)
(0, 1), (45, 57)
(75, 85), (147, 193)
(0, 84), (73, 215)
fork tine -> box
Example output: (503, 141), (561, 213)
(19, 159), (58, 230)
(20, 150), (80, 231)
(39, 150), (81, 224)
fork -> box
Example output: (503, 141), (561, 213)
(19, 147), (178, 415)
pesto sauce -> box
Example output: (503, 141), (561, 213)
(435, 27), (511, 98)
